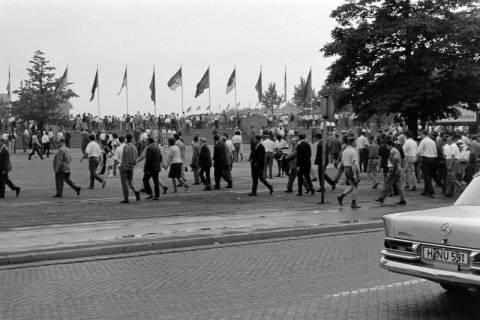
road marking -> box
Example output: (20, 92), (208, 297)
(323, 279), (427, 299)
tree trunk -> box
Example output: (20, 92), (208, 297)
(406, 116), (418, 138)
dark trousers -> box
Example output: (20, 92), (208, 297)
(251, 164), (272, 193)
(143, 170), (159, 198)
(88, 157), (104, 188)
(287, 167), (308, 191)
(422, 157), (436, 195)
(0, 173), (17, 198)
(99, 153), (107, 175)
(55, 172), (79, 197)
(359, 148), (369, 172)
(29, 144), (43, 159)
(214, 165), (231, 188)
(200, 166), (211, 187)
(43, 142), (50, 157)
(297, 165), (313, 194)
(120, 167), (136, 200)
(378, 169), (405, 201)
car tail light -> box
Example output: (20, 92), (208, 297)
(382, 238), (420, 261)
(470, 251), (480, 271)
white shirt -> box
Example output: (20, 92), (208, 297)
(356, 135), (369, 149)
(402, 138), (417, 157)
(85, 141), (102, 158)
(275, 139), (288, 150)
(41, 134), (49, 144)
(114, 143), (125, 162)
(417, 136), (437, 158)
(342, 146), (358, 167)
(262, 138), (275, 153)
(231, 135), (242, 144)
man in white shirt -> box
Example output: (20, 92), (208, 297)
(417, 130), (437, 197)
(337, 137), (360, 209)
(41, 131), (50, 158)
(402, 131), (418, 191)
(262, 134), (275, 179)
(81, 135), (106, 189)
(356, 131), (369, 172)
(231, 131), (243, 162)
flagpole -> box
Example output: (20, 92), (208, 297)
(234, 65), (237, 113)
(284, 65), (287, 102)
(97, 65), (101, 117)
(310, 67), (313, 119)
(180, 65), (184, 114)
(126, 65), (129, 115)
(208, 65), (211, 113)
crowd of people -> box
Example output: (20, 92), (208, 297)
(1, 118), (479, 210)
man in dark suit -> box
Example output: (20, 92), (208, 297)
(0, 134), (21, 198)
(137, 137), (164, 200)
(314, 133), (336, 192)
(199, 137), (212, 190)
(296, 133), (314, 196)
(53, 138), (81, 197)
(213, 134), (232, 189)
(249, 135), (273, 196)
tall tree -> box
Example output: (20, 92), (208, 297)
(263, 82), (283, 114)
(12, 50), (78, 130)
(322, 0), (480, 135)
(293, 77), (320, 111)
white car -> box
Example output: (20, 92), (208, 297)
(380, 173), (480, 292)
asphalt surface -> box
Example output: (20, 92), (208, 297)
(1, 230), (478, 320)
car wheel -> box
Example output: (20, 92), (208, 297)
(440, 283), (470, 294)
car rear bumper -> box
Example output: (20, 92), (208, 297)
(380, 256), (480, 287)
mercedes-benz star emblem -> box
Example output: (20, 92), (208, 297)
(440, 223), (453, 242)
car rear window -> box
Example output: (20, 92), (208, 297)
(455, 176), (480, 206)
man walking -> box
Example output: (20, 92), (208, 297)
(314, 133), (336, 192)
(248, 135), (273, 196)
(137, 137), (164, 200)
(337, 137), (361, 209)
(375, 140), (406, 205)
(119, 133), (140, 203)
(199, 137), (212, 190)
(417, 130), (437, 197)
(213, 134), (232, 189)
(53, 138), (81, 198)
(28, 131), (44, 160)
(191, 135), (201, 185)
(81, 134), (106, 189)
(296, 133), (314, 196)
(0, 134), (21, 198)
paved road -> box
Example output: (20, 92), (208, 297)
(2, 231), (479, 320)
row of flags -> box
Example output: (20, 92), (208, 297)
(6, 64), (314, 114)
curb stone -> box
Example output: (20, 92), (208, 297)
(0, 220), (384, 266)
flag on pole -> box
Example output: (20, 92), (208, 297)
(195, 68), (209, 98)
(304, 69), (312, 103)
(206, 105), (211, 110)
(226, 103), (230, 110)
(226, 68), (236, 94)
(167, 67), (182, 91)
(149, 69), (156, 104)
(55, 67), (68, 92)
(255, 70), (262, 102)
(237, 102), (240, 107)
(6, 65), (11, 96)
(117, 67), (127, 95)
(90, 69), (98, 102)
(284, 66), (287, 102)
(186, 106), (192, 112)
(196, 106), (201, 111)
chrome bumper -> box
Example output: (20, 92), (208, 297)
(380, 256), (480, 287)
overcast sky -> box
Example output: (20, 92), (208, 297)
(1, 0), (342, 116)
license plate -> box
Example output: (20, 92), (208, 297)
(422, 246), (469, 265)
